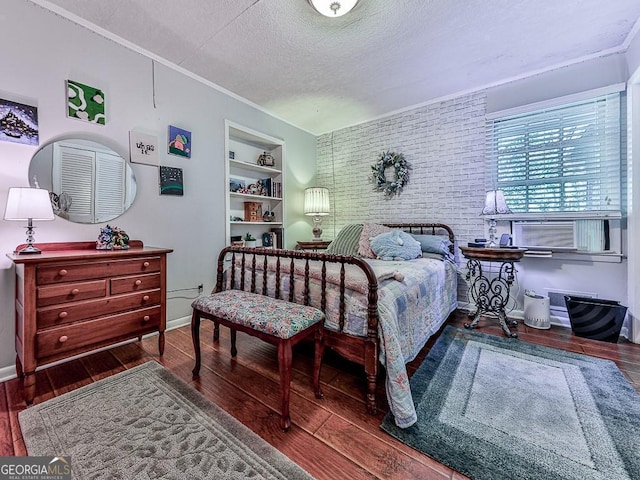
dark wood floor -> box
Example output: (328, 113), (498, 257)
(2, 311), (640, 479)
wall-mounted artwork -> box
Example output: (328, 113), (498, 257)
(167, 125), (191, 158)
(129, 131), (159, 166)
(0, 98), (38, 145)
(67, 80), (106, 124)
(159, 166), (184, 196)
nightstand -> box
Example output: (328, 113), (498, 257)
(296, 240), (331, 251)
(459, 246), (527, 338)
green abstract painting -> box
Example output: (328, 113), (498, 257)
(67, 80), (106, 125)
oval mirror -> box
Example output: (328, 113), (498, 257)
(28, 138), (137, 224)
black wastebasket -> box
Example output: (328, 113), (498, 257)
(564, 296), (627, 343)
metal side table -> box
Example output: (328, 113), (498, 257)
(459, 246), (527, 338)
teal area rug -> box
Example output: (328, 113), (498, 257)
(19, 362), (313, 480)
(381, 326), (640, 480)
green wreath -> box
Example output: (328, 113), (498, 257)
(370, 151), (409, 197)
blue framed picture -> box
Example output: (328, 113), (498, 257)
(167, 125), (191, 158)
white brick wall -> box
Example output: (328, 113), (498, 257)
(317, 91), (488, 246)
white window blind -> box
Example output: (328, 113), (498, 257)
(486, 92), (622, 216)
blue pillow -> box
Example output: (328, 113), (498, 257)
(370, 230), (422, 261)
(411, 234), (453, 259)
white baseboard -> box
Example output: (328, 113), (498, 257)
(0, 316), (193, 384)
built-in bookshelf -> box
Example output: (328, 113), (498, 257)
(225, 121), (285, 248)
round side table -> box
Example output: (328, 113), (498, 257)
(459, 246), (527, 338)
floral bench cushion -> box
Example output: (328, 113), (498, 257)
(191, 290), (325, 339)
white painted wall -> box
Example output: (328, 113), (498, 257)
(0, 1), (317, 372)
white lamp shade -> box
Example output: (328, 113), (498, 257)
(481, 189), (512, 216)
(4, 187), (55, 221)
(304, 187), (330, 216)
(308, 0), (360, 17)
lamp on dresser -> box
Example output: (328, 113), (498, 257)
(4, 187), (55, 254)
(481, 189), (511, 247)
(304, 187), (330, 241)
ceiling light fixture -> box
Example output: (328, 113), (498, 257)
(308, 0), (360, 17)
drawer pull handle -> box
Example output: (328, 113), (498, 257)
(135, 280), (142, 286)
(71, 288), (80, 295)
(59, 269), (68, 276)
(142, 315), (150, 322)
(59, 311), (68, 319)
(142, 295), (150, 301)
(143, 261), (150, 268)
(58, 335), (68, 343)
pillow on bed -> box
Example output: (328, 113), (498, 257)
(370, 230), (422, 261)
(325, 223), (363, 256)
(358, 223), (392, 258)
(411, 234), (453, 259)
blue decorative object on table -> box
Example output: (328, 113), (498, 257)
(96, 225), (130, 250)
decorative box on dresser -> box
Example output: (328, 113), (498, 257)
(7, 240), (173, 404)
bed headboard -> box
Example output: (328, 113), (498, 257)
(383, 223), (456, 254)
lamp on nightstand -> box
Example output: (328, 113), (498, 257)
(481, 189), (511, 247)
(4, 187), (55, 254)
(304, 187), (330, 241)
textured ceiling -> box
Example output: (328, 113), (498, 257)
(32, 0), (640, 134)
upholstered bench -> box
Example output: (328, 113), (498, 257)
(191, 289), (325, 431)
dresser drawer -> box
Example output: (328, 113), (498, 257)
(37, 280), (107, 307)
(36, 306), (161, 359)
(110, 273), (161, 295)
(37, 257), (162, 285)
(37, 289), (161, 328)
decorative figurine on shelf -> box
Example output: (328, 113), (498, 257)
(96, 225), (130, 250)
(244, 232), (257, 248)
(263, 211), (275, 222)
(257, 151), (275, 167)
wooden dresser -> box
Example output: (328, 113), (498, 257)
(7, 241), (173, 404)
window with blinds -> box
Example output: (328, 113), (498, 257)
(486, 92), (622, 216)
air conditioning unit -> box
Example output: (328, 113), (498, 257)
(512, 221), (576, 250)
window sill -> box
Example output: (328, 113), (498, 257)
(522, 250), (623, 263)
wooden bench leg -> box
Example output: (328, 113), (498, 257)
(313, 326), (324, 399)
(213, 322), (220, 342)
(277, 338), (293, 431)
(191, 310), (202, 376)
(230, 329), (238, 357)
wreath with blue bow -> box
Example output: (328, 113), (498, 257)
(370, 151), (410, 197)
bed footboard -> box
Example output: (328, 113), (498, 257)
(215, 246), (380, 414)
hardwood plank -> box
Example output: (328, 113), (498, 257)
(4, 377), (27, 455)
(45, 359), (93, 397)
(0, 383), (13, 456)
(316, 415), (453, 479)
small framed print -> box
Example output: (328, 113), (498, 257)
(167, 125), (191, 158)
(159, 166), (184, 196)
(67, 80), (106, 124)
(0, 98), (38, 145)
(129, 131), (159, 166)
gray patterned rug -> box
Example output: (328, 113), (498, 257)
(381, 326), (640, 480)
(19, 361), (313, 480)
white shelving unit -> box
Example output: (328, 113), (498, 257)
(225, 120), (285, 248)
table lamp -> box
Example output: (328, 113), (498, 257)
(304, 187), (330, 241)
(481, 189), (511, 247)
(4, 187), (55, 254)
